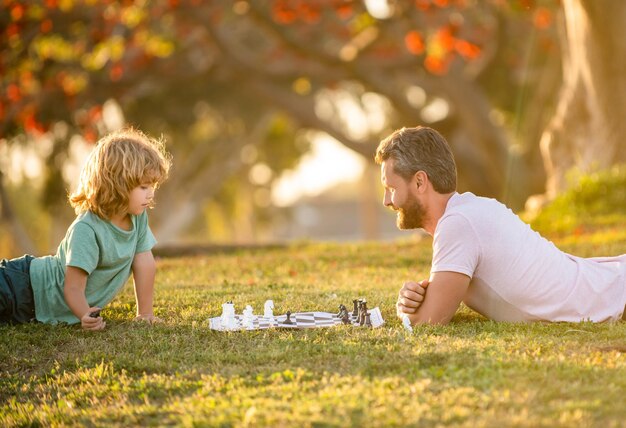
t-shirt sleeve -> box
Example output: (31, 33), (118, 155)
(135, 211), (157, 254)
(65, 222), (99, 274)
(431, 214), (480, 278)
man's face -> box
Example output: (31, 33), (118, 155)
(381, 159), (426, 230)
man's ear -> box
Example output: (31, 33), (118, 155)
(414, 170), (428, 192)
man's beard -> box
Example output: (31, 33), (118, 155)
(396, 193), (426, 230)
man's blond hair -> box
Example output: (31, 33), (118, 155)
(69, 128), (172, 220)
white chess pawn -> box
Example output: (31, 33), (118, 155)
(243, 305), (254, 329)
(264, 300), (274, 318)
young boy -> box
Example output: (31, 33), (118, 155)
(0, 128), (172, 330)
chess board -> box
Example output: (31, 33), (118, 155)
(209, 307), (385, 331)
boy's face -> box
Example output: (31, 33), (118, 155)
(127, 183), (156, 215)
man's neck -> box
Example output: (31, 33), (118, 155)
(423, 191), (455, 236)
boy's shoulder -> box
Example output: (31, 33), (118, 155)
(71, 211), (104, 229)
(71, 210), (149, 233)
(67, 211), (117, 238)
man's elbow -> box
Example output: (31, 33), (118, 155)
(408, 311), (452, 326)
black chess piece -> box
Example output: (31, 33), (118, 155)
(337, 304), (347, 317)
(358, 300), (366, 325)
(283, 310), (294, 325)
(352, 299), (359, 316)
(341, 310), (351, 325)
(365, 312), (372, 327)
(337, 305), (350, 324)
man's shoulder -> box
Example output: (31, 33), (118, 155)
(440, 192), (514, 234)
(444, 192), (529, 241)
(445, 192), (501, 217)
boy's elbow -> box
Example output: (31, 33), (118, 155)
(134, 260), (156, 276)
(133, 252), (156, 270)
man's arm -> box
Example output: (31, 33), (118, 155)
(64, 266), (106, 330)
(397, 271), (470, 325)
(131, 250), (160, 323)
(396, 279), (429, 314)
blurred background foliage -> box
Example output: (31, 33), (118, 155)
(1, 0), (625, 256)
(529, 166), (626, 236)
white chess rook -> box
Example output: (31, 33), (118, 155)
(221, 302), (236, 329)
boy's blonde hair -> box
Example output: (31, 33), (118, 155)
(69, 128), (172, 219)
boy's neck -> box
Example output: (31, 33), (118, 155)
(110, 212), (131, 231)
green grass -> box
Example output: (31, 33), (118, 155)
(1, 234), (625, 427)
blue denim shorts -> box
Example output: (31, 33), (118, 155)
(0, 255), (36, 324)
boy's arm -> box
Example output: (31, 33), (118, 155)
(396, 271), (470, 325)
(131, 250), (159, 323)
(64, 266), (106, 330)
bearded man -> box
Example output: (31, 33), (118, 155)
(376, 126), (626, 325)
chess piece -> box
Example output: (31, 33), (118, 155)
(361, 300), (368, 326)
(337, 304), (350, 324)
(365, 312), (372, 327)
(358, 300), (366, 325)
(283, 310), (294, 325)
(220, 302), (228, 321)
(352, 299), (359, 317)
(243, 305), (254, 329)
(221, 302), (236, 329)
(264, 300), (274, 318)
(337, 304), (347, 317)
(341, 309), (351, 325)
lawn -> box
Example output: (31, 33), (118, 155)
(1, 234), (625, 427)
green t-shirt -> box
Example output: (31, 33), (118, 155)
(30, 210), (157, 324)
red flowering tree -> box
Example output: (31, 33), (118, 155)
(1, 0), (583, 249)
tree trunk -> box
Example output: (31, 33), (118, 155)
(360, 163), (380, 240)
(537, 0), (626, 201)
(0, 171), (36, 255)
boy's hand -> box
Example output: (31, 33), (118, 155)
(81, 307), (106, 331)
(133, 314), (163, 324)
(396, 279), (430, 317)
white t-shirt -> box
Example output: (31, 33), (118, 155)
(432, 192), (626, 322)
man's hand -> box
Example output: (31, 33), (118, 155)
(397, 272), (470, 325)
(396, 279), (430, 316)
(133, 314), (163, 324)
(81, 307), (106, 331)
